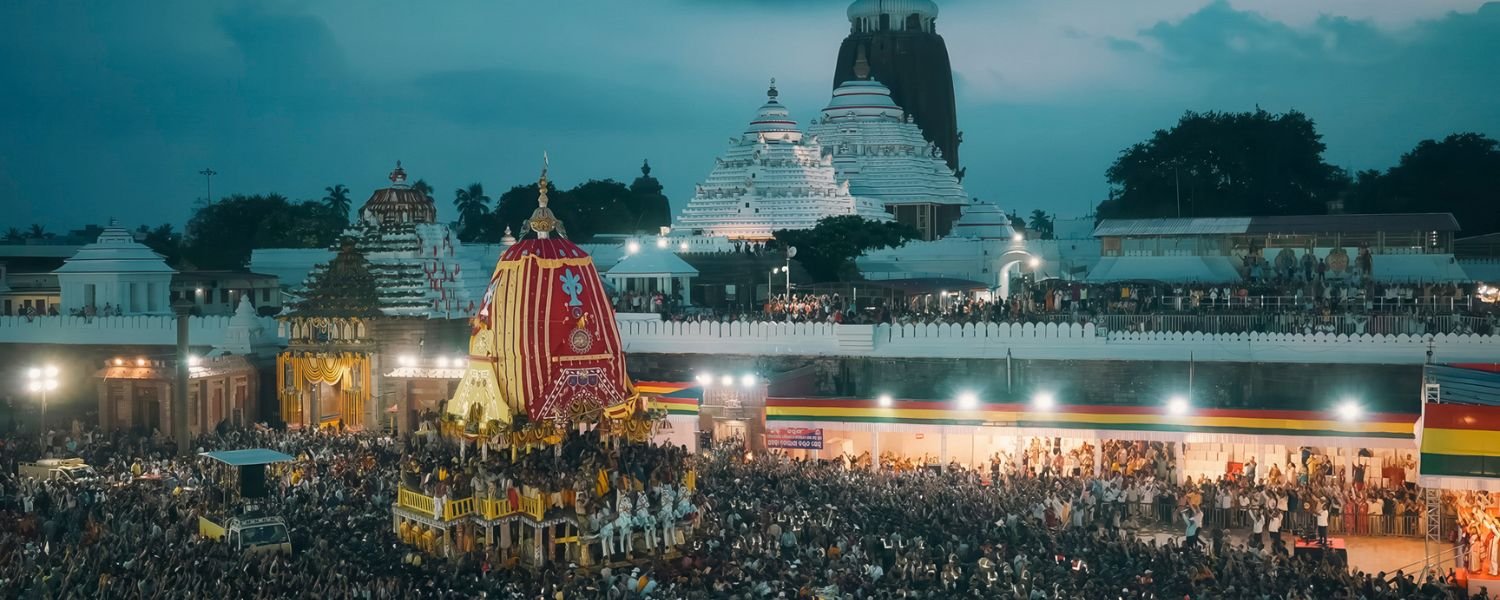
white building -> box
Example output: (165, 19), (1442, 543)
(807, 72), (970, 240)
(53, 221), (175, 316)
(675, 81), (891, 240)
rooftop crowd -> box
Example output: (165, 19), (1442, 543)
(2, 421), (1494, 599)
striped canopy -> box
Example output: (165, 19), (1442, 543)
(447, 236), (635, 428)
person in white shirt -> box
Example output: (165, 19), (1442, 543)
(1316, 502), (1331, 546)
(1250, 507), (1266, 549)
(1268, 508), (1284, 544)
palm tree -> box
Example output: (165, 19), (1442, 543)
(411, 179), (434, 201)
(323, 184), (352, 222)
(27, 224), (47, 239)
(1027, 209), (1055, 239)
(4, 227), (24, 242)
(453, 183), (491, 241)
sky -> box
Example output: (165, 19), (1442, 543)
(2, 0), (1497, 232)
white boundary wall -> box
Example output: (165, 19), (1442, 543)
(617, 319), (1500, 364)
(0, 315), (278, 347)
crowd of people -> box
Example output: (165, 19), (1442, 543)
(3, 421), (1496, 598)
(734, 280), (1496, 337)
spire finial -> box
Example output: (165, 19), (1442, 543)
(537, 152), (550, 207)
(853, 45), (871, 80)
(521, 152), (565, 239)
(389, 160), (408, 186)
(767, 78), (779, 103)
(641, 159), (651, 177)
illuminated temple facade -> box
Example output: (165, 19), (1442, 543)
(807, 63), (972, 240)
(674, 81), (891, 240)
(275, 163), (489, 430)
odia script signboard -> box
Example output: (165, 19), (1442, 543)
(767, 427), (823, 450)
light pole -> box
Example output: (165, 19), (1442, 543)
(199, 168), (217, 204)
(26, 364), (59, 440)
(784, 247), (797, 323)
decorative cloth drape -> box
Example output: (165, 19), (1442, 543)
(276, 351), (372, 428)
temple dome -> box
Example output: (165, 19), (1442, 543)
(358, 161), (437, 226)
(949, 200), (1016, 240)
(742, 79), (802, 143)
(823, 80), (903, 121)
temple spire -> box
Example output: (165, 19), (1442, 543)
(767, 78), (779, 103)
(388, 160), (408, 187)
(521, 153), (566, 239)
(853, 45), (871, 80)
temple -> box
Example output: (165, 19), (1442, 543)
(808, 60), (972, 240)
(272, 162), (499, 431)
(674, 81), (892, 240)
(834, 0), (961, 174)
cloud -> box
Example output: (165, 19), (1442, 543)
(0, 0), (1496, 230)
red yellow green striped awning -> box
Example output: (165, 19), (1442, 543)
(637, 381), (700, 415)
(766, 397), (1415, 439)
(1420, 403), (1500, 479)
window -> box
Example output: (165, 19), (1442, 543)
(261, 288), (271, 302)
(220, 289), (230, 304)
(84, 284), (97, 307)
(147, 283), (159, 312)
(128, 283), (140, 312)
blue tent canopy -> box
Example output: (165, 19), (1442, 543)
(199, 449), (295, 466)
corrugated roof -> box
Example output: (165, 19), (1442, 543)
(1094, 213), (1460, 237)
(1245, 213), (1460, 234)
(1092, 218), (1252, 237)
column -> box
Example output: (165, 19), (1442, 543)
(872, 430), (881, 470)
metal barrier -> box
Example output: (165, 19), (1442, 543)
(480, 497), (516, 520)
(1158, 501), (1425, 539)
(1094, 313), (1489, 336)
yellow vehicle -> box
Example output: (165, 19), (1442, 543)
(197, 449), (296, 556)
(19, 458), (97, 482)
(198, 515), (291, 555)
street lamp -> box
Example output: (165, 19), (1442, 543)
(1166, 395), (1190, 416)
(1031, 392), (1055, 411)
(1337, 398), (1362, 421)
(26, 364), (60, 437)
(877, 394), (893, 407)
(784, 246), (797, 323)
(957, 391), (979, 410)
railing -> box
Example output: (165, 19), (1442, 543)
(1193, 504), (1423, 539)
(519, 494), (546, 521)
(445, 497), (475, 521)
(1094, 313), (1490, 336)
(398, 487), (436, 518)
(480, 497), (516, 520)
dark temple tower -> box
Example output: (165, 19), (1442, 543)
(834, 0), (961, 176)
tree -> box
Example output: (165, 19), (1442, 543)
(183, 193), (346, 269)
(1027, 210), (1055, 240)
(3, 227), (23, 242)
(773, 216), (920, 282)
(1097, 109), (1347, 219)
(27, 224), (47, 239)
(411, 179), (434, 201)
(323, 184), (352, 223)
(453, 183), (492, 242)
(142, 223), (181, 265)
(1345, 133), (1500, 235)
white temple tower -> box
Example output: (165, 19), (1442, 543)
(675, 81), (892, 240)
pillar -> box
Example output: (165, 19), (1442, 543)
(872, 430), (881, 469)
(173, 308), (191, 456)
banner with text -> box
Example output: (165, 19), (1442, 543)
(767, 427), (824, 450)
